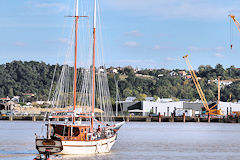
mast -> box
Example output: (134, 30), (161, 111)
(73, 0), (79, 124)
(91, 0), (97, 132)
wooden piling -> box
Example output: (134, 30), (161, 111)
(208, 113), (210, 123)
(183, 113), (186, 123)
(32, 116), (36, 121)
(126, 117), (129, 122)
(158, 112), (161, 122)
(146, 117), (151, 122)
(9, 116), (13, 121)
(172, 113), (174, 122)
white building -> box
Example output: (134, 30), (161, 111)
(141, 101), (183, 116)
(219, 102), (240, 115)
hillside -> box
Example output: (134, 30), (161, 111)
(1, 61), (240, 103)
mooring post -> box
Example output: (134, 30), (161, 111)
(158, 112), (161, 122)
(9, 116), (13, 121)
(126, 117), (129, 122)
(183, 113), (186, 123)
(208, 113), (210, 123)
(198, 115), (200, 123)
(32, 116), (36, 121)
(172, 113), (174, 122)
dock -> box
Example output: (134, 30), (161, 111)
(1, 115), (240, 123)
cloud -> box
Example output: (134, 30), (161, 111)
(214, 53), (224, 58)
(0, 23), (62, 28)
(26, 1), (68, 15)
(15, 42), (26, 46)
(125, 31), (144, 37)
(124, 41), (138, 47)
(47, 38), (71, 44)
(102, 0), (236, 20)
(153, 45), (178, 51)
(187, 46), (225, 52)
(165, 57), (180, 61)
(118, 59), (154, 63)
(153, 45), (161, 50)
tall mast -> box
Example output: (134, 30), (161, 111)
(73, 0), (79, 124)
(91, 0), (97, 132)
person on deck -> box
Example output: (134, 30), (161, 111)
(97, 125), (102, 139)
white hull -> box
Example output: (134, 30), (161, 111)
(58, 134), (117, 155)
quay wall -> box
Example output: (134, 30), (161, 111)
(0, 115), (239, 123)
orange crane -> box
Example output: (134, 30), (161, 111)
(217, 76), (240, 115)
(217, 76), (240, 102)
(183, 55), (223, 115)
(229, 14), (240, 49)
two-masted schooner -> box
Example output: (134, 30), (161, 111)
(35, 0), (124, 155)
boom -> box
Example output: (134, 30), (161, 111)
(217, 76), (240, 102)
(229, 14), (240, 33)
(229, 14), (240, 49)
(183, 55), (209, 111)
(183, 55), (223, 115)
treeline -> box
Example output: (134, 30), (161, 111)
(1, 61), (240, 102)
(0, 61), (62, 100)
(109, 64), (240, 102)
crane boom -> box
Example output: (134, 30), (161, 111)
(183, 55), (223, 115)
(183, 55), (210, 111)
(217, 76), (240, 102)
(229, 14), (240, 33)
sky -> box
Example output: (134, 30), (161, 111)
(1, 0), (240, 70)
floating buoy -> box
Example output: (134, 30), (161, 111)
(231, 44), (233, 50)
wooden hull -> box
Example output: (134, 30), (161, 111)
(59, 134), (117, 154)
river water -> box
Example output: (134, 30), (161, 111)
(0, 121), (240, 160)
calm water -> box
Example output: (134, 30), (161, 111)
(1, 121), (240, 160)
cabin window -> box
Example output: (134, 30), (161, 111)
(73, 127), (80, 137)
(54, 125), (64, 136)
(64, 127), (69, 136)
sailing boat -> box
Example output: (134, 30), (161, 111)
(35, 0), (124, 155)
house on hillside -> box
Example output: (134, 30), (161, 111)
(22, 93), (35, 97)
(0, 97), (10, 103)
(11, 96), (20, 103)
(169, 71), (178, 77)
(184, 75), (192, 80)
(157, 74), (164, 77)
(107, 68), (118, 74)
(208, 79), (233, 86)
(178, 70), (187, 76)
(135, 74), (154, 79)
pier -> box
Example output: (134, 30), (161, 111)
(1, 115), (240, 123)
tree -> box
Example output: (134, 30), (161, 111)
(123, 88), (133, 98)
(136, 93), (147, 101)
